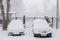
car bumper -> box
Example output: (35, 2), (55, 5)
(34, 33), (52, 38)
(8, 32), (24, 36)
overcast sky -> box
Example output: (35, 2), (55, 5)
(2, 0), (59, 17)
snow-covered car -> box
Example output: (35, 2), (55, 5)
(7, 20), (25, 36)
(33, 19), (52, 38)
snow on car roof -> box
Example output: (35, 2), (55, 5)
(8, 20), (24, 30)
(11, 19), (22, 22)
(33, 19), (49, 26)
(10, 20), (23, 24)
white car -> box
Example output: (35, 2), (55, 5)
(7, 20), (25, 36)
(33, 19), (52, 38)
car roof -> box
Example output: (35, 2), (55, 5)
(11, 20), (22, 23)
(9, 20), (23, 26)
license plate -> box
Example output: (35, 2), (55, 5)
(13, 32), (19, 34)
(41, 34), (47, 36)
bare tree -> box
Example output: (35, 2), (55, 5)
(5, 0), (10, 30)
(0, 0), (10, 30)
(0, 0), (6, 30)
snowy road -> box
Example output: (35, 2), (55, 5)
(0, 27), (60, 40)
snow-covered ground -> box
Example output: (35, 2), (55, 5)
(0, 18), (59, 40)
(0, 26), (60, 40)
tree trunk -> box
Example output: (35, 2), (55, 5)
(5, 0), (10, 30)
(0, 0), (6, 30)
